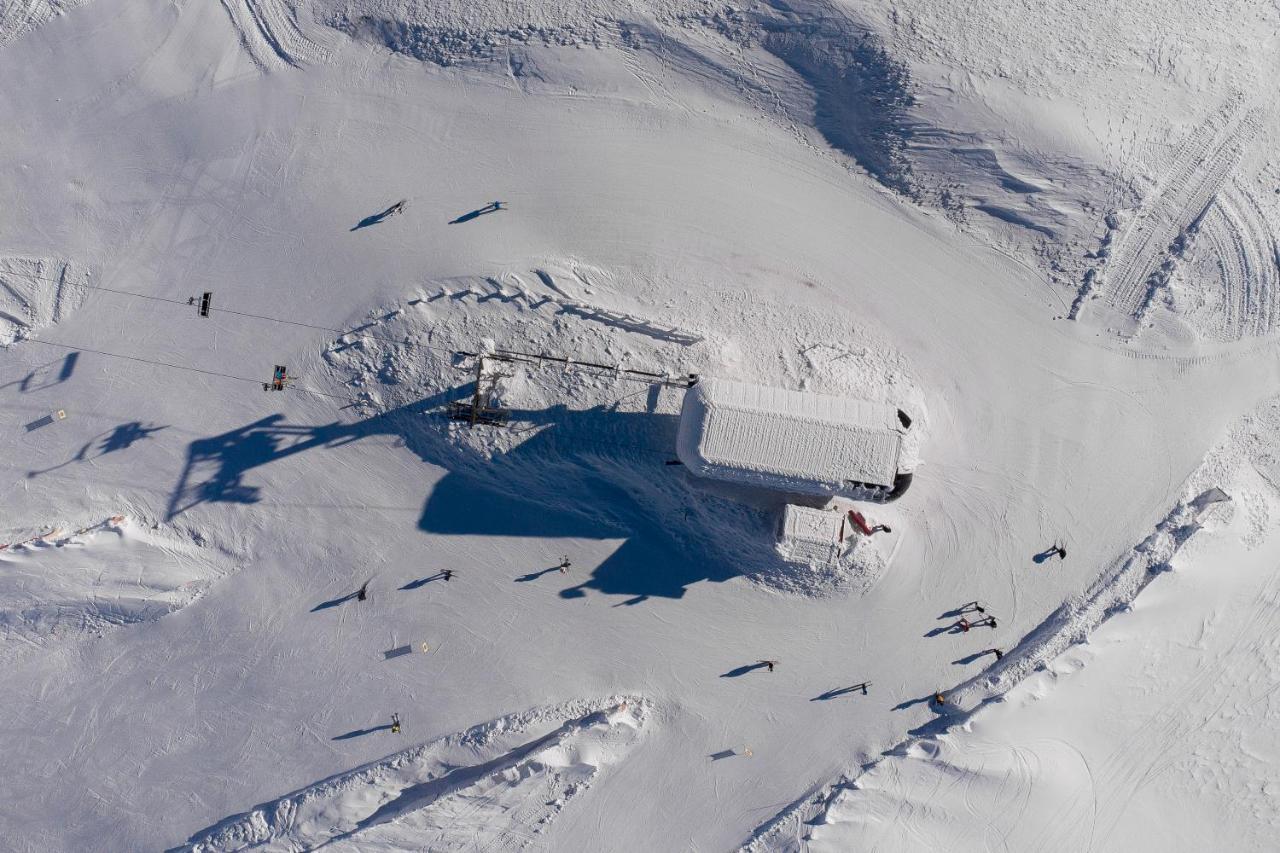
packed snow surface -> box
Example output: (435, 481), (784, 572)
(2, 0), (1280, 850)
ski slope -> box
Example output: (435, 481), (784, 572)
(2, 0), (1280, 851)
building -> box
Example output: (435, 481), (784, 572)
(676, 378), (912, 501)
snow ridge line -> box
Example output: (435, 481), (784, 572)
(739, 488), (1227, 851)
(1084, 99), (1263, 328)
(174, 696), (648, 852)
(430, 273), (705, 345)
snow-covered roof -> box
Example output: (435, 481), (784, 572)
(776, 504), (844, 566)
(676, 379), (904, 494)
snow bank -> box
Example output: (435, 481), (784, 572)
(177, 696), (649, 852)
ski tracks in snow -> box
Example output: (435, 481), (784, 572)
(219, 0), (333, 70)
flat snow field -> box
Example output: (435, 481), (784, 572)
(2, 1), (1279, 851)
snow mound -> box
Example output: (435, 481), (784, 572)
(775, 503), (896, 594)
(0, 515), (227, 658)
(176, 696), (649, 852)
(0, 257), (89, 346)
(313, 264), (923, 597)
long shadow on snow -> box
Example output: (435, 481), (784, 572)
(168, 393), (752, 602)
(418, 404), (745, 602)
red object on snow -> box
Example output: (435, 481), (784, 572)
(848, 510), (874, 536)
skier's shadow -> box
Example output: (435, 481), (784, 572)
(952, 651), (994, 665)
(720, 662), (770, 678)
(812, 685), (867, 701)
(515, 566), (564, 582)
(332, 723), (395, 740)
(892, 694), (937, 711)
(310, 590), (362, 612)
(400, 572), (446, 591)
(448, 203), (502, 224)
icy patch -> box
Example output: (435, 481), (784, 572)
(0, 515), (227, 658)
(176, 696), (649, 852)
(0, 257), (89, 346)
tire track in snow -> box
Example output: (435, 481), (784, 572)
(219, 0), (332, 70)
(1200, 178), (1280, 339)
(1090, 99), (1264, 327)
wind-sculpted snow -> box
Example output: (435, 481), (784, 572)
(0, 257), (88, 346)
(0, 515), (227, 659)
(175, 697), (648, 852)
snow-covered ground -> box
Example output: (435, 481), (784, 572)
(2, 0), (1280, 850)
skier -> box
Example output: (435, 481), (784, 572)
(390, 713), (401, 734)
(978, 616), (998, 629)
(933, 692), (946, 706)
(443, 569), (454, 582)
(870, 524), (892, 534)
(989, 648), (1003, 660)
(759, 660), (778, 672)
(957, 617), (971, 633)
(559, 556), (571, 574)
(1055, 544), (1067, 559)
(357, 579), (370, 602)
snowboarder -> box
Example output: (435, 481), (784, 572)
(759, 660), (778, 672)
(933, 692), (946, 706)
(357, 579), (370, 602)
(390, 713), (401, 734)
(559, 556), (571, 574)
(443, 569), (454, 582)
